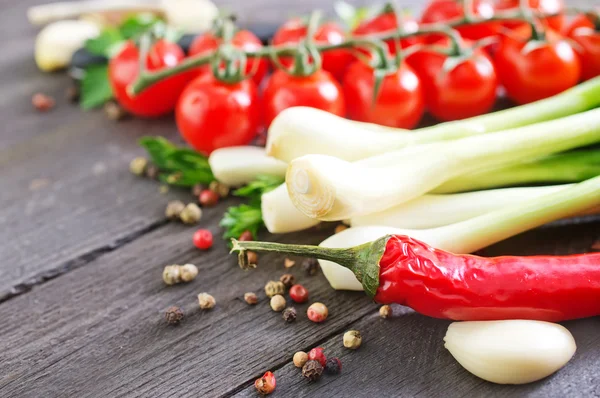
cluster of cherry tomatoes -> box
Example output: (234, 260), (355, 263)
(107, 0), (600, 155)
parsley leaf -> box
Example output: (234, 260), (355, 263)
(85, 28), (123, 57)
(80, 65), (113, 110)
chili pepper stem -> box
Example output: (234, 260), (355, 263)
(231, 237), (389, 296)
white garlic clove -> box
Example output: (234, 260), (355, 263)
(444, 320), (576, 385)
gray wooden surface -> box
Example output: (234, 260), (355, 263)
(1, 1), (599, 397)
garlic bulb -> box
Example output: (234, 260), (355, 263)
(444, 320), (576, 384)
(208, 146), (287, 187)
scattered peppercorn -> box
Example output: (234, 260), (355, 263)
(343, 330), (362, 350)
(104, 100), (128, 121)
(199, 189), (219, 207)
(32, 92), (55, 112)
(165, 200), (185, 220)
(246, 251), (258, 266)
(165, 306), (184, 325)
(284, 258), (295, 268)
(302, 360), (323, 382)
(293, 351), (308, 368)
(65, 85), (80, 103)
(198, 292), (216, 309)
(302, 258), (320, 276)
(162, 264), (198, 285)
(145, 164), (159, 179)
(209, 180), (230, 198)
(244, 292), (258, 305)
(264, 280), (285, 298)
(334, 224), (348, 234)
(308, 347), (327, 367)
(279, 273), (296, 289)
(379, 304), (392, 318)
(270, 294), (286, 312)
(193, 229), (213, 250)
(289, 284), (309, 304)
(192, 184), (205, 196)
(239, 230), (254, 241)
(159, 185), (169, 194)
(282, 307), (297, 323)
(325, 358), (342, 375)
(307, 302), (328, 323)
(180, 203), (202, 224)
(254, 371), (276, 395)
(129, 157), (148, 176)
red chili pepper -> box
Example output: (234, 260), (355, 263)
(232, 235), (600, 322)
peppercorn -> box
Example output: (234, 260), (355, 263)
(165, 200), (185, 220)
(180, 203), (202, 224)
(162, 264), (198, 285)
(379, 304), (392, 318)
(193, 229), (213, 250)
(32, 92), (55, 112)
(270, 294), (286, 312)
(289, 284), (309, 303)
(209, 180), (230, 198)
(65, 85), (80, 103)
(247, 251), (258, 265)
(199, 189), (219, 207)
(244, 292), (258, 305)
(254, 371), (276, 395)
(129, 157), (148, 176)
(302, 258), (320, 276)
(293, 351), (308, 368)
(343, 330), (362, 349)
(325, 358), (342, 375)
(308, 347), (327, 367)
(334, 224), (348, 234)
(302, 360), (323, 382)
(104, 101), (127, 121)
(307, 302), (328, 323)
(145, 164), (159, 179)
(165, 306), (184, 325)
(198, 292), (216, 309)
(192, 184), (205, 196)
(282, 307), (297, 323)
(279, 273), (296, 289)
(264, 280), (285, 298)
(238, 230), (253, 241)
(284, 258), (295, 268)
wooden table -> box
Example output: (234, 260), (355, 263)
(1, 1), (599, 397)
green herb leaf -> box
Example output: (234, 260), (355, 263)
(334, 1), (376, 30)
(220, 204), (264, 240)
(234, 175), (285, 199)
(120, 13), (164, 39)
(80, 65), (113, 110)
(85, 28), (123, 57)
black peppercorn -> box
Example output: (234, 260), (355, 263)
(302, 258), (320, 276)
(165, 306), (184, 325)
(145, 164), (160, 179)
(302, 360), (323, 382)
(325, 358), (342, 375)
(282, 307), (297, 323)
(279, 273), (296, 288)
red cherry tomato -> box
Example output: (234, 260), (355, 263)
(109, 40), (192, 118)
(176, 74), (261, 155)
(563, 15), (600, 81)
(495, 0), (565, 32)
(193, 229), (213, 250)
(343, 61), (424, 128)
(262, 69), (345, 127)
(494, 27), (580, 104)
(420, 0), (499, 41)
(353, 10), (422, 54)
(272, 19), (353, 81)
(188, 30), (268, 85)
(406, 40), (498, 121)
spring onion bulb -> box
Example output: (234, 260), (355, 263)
(319, 174), (600, 290)
(444, 320), (576, 384)
(208, 146), (287, 187)
(287, 109), (600, 221)
(261, 184), (320, 233)
(267, 77), (600, 163)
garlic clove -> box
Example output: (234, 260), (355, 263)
(444, 320), (576, 385)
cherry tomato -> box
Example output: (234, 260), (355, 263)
(188, 30), (268, 86)
(272, 19), (353, 81)
(494, 26), (580, 104)
(109, 40), (192, 118)
(176, 74), (261, 154)
(262, 69), (345, 127)
(563, 15), (600, 81)
(193, 229), (213, 250)
(420, 0), (499, 41)
(353, 10), (422, 54)
(343, 61), (424, 128)
(495, 0), (565, 32)
(406, 40), (498, 121)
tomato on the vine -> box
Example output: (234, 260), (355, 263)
(109, 40), (192, 118)
(176, 74), (261, 155)
(272, 19), (353, 81)
(352, 9), (422, 54)
(420, 0), (499, 41)
(406, 39), (498, 121)
(494, 26), (580, 104)
(262, 69), (345, 127)
(563, 15), (600, 81)
(495, 0), (565, 32)
(188, 30), (268, 85)
(343, 61), (424, 128)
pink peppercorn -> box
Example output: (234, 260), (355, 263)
(308, 347), (327, 367)
(289, 284), (309, 303)
(307, 302), (328, 323)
